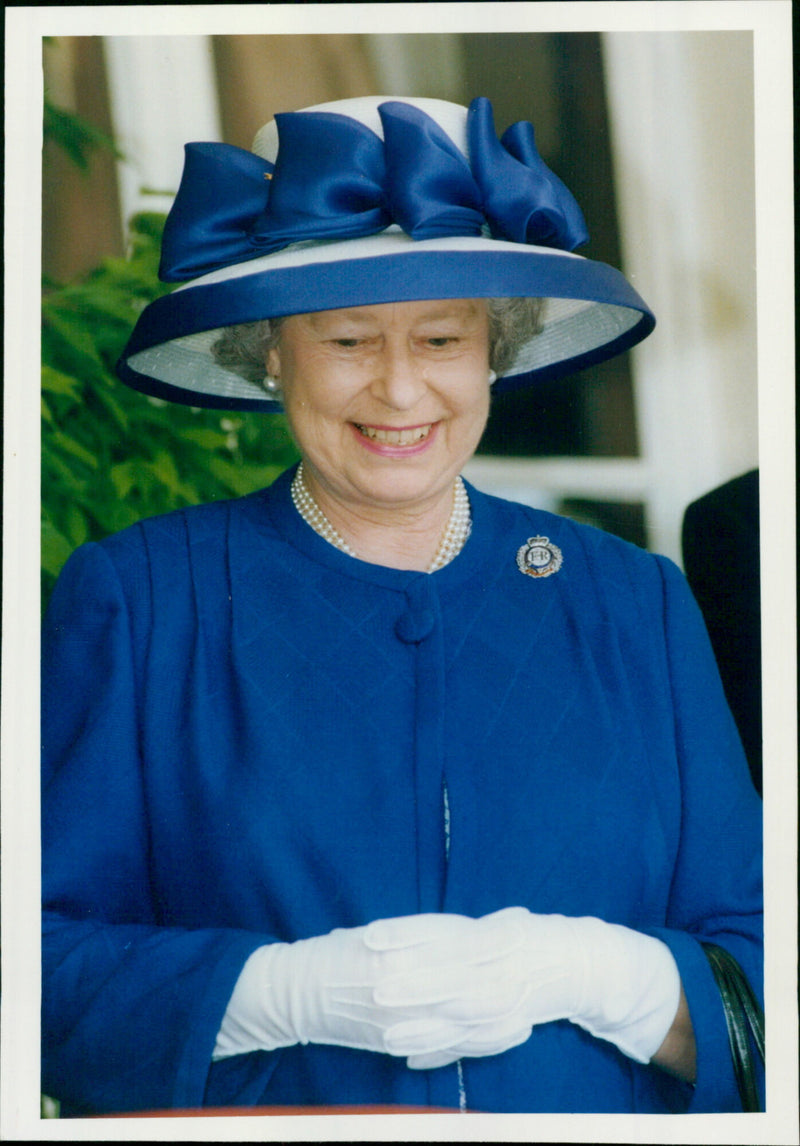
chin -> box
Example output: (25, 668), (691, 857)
(355, 469), (456, 506)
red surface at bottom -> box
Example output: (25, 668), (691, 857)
(102, 1104), (460, 1117)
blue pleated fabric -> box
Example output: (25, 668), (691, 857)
(41, 470), (762, 1115)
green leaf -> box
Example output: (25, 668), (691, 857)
(92, 383), (130, 432)
(49, 430), (99, 470)
(42, 447), (90, 495)
(109, 460), (137, 499)
(43, 100), (123, 169)
(148, 450), (180, 493)
(90, 497), (145, 535)
(178, 427), (232, 450)
(60, 290), (137, 329)
(207, 456), (283, 496)
(41, 518), (75, 578)
(42, 306), (108, 384)
(41, 365), (83, 400)
(129, 212), (167, 242)
(65, 503), (90, 548)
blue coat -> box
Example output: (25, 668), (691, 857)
(42, 469), (762, 1114)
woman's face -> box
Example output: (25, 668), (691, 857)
(268, 299), (491, 516)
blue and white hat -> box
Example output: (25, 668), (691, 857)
(117, 95), (655, 412)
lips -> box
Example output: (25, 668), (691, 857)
(354, 423), (433, 446)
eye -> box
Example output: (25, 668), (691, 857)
(425, 337), (457, 348)
(333, 338), (362, 348)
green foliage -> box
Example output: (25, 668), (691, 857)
(42, 212), (299, 606)
(43, 97), (123, 170)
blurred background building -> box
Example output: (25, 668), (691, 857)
(41, 31), (757, 565)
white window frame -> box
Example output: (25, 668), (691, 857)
(103, 36), (222, 224)
(469, 32), (758, 565)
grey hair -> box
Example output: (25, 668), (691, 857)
(485, 297), (544, 377)
(211, 297), (544, 391)
(211, 318), (285, 386)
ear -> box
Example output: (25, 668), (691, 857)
(267, 346), (281, 378)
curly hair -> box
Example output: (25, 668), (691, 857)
(211, 318), (285, 386)
(211, 297), (544, 391)
(485, 297), (544, 376)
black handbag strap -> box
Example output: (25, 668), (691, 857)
(702, 942), (765, 1112)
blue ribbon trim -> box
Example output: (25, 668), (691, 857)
(120, 246), (655, 410)
(159, 97), (589, 283)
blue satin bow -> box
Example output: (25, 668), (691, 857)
(159, 97), (589, 283)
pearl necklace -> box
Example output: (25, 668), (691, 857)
(290, 462), (471, 573)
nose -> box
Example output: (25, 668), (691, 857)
(369, 340), (428, 410)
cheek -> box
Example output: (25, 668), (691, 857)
(454, 368), (491, 425)
(469, 394), (491, 440)
(279, 362), (355, 430)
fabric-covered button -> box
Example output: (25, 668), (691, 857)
(395, 608), (436, 644)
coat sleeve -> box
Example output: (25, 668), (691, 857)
(645, 555), (763, 1113)
(41, 541), (277, 1114)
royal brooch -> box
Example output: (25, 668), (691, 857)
(516, 536), (563, 579)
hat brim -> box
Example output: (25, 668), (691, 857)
(117, 232), (655, 412)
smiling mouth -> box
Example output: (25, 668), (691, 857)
(354, 423), (434, 445)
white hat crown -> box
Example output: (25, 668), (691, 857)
(252, 95), (470, 161)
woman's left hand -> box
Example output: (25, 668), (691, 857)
(367, 907), (684, 1072)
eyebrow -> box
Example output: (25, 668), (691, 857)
(310, 304), (480, 329)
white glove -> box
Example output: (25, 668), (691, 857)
(371, 908), (682, 1070)
(214, 913), (527, 1061)
(214, 908), (681, 1072)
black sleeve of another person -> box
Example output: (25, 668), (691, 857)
(682, 469), (762, 795)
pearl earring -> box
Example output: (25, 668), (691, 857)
(488, 369), (498, 386)
(263, 375), (281, 395)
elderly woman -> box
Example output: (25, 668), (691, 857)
(42, 96), (762, 1116)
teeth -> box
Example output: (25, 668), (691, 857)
(357, 424), (432, 445)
